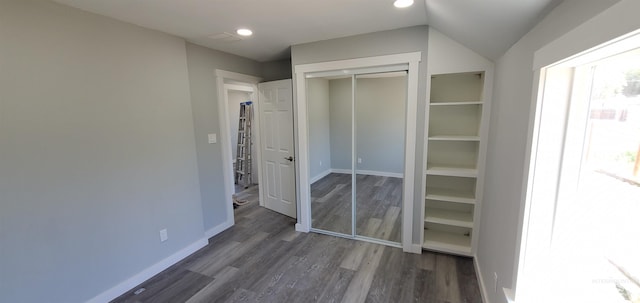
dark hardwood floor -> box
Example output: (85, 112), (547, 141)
(111, 186), (482, 303)
(311, 173), (402, 243)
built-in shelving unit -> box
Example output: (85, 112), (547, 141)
(422, 71), (489, 256)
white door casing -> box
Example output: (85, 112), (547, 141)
(258, 79), (297, 218)
(214, 70), (261, 237)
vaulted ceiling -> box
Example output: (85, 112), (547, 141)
(52, 0), (562, 62)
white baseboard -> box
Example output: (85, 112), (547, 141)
(330, 168), (403, 178)
(310, 169), (332, 184)
(474, 256), (491, 303)
(356, 169), (403, 178)
(295, 223), (309, 232)
(504, 287), (516, 303)
(330, 168), (352, 175)
(205, 219), (234, 239)
(407, 243), (423, 254)
(87, 238), (208, 303)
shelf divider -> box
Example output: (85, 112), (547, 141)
(423, 229), (472, 255)
(426, 164), (478, 177)
(430, 101), (482, 106)
(425, 208), (474, 228)
(428, 135), (480, 141)
(425, 187), (476, 204)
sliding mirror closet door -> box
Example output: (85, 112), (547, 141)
(355, 72), (407, 243)
(308, 75), (353, 236)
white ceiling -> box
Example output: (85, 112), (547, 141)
(52, 0), (562, 62)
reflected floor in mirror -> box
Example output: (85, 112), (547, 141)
(311, 173), (402, 243)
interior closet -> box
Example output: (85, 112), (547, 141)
(306, 66), (409, 246)
(294, 47), (496, 255)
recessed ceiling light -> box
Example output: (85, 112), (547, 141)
(236, 28), (253, 37)
(393, 0), (414, 8)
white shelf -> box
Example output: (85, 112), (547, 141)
(424, 71), (489, 256)
(425, 187), (476, 204)
(423, 229), (472, 255)
(425, 208), (474, 228)
(426, 164), (478, 177)
(428, 135), (480, 141)
(430, 101), (482, 106)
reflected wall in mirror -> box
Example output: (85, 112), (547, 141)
(355, 72), (406, 243)
(308, 76), (353, 235)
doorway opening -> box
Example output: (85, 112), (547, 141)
(224, 84), (260, 208)
(216, 70), (297, 226)
(215, 70), (262, 226)
(517, 34), (640, 303)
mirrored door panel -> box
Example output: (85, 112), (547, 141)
(355, 72), (407, 243)
(308, 76), (353, 235)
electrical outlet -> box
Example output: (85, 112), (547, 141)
(159, 229), (168, 242)
(493, 272), (498, 293)
(357, 157), (362, 164)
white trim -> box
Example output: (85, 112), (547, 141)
(295, 223), (308, 232)
(504, 287), (516, 303)
(204, 218), (234, 239)
(87, 238), (208, 303)
(330, 168), (404, 179)
(225, 83), (254, 93)
(215, 70), (262, 84)
(402, 54), (420, 253)
(471, 67), (494, 255)
(474, 256), (491, 303)
(294, 71), (311, 232)
(294, 53), (421, 74)
(310, 168), (332, 184)
(253, 84), (266, 207)
(215, 70), (262, 225)
(407, 243), (422, 254)
(294, 52), (421, 253)
(357, 169), (404, 179)
(306, 64), (409, 78)
(351, 75), (357, 240)
(330, 168), (353, 174)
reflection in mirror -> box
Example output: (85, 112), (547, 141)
(308, 76), (353, 235)
(355, 72), (406, 243)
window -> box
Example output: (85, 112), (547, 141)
(518, 37), (640, 303)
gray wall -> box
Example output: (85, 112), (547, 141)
(0, 0), (204, 302)
(292, 26), (429, 244)
(477, 1), (621, 302)
(355, 76), (406, 174)
(185, 43), (262, 231)
(329, 78), (353, 171)
(262, 58), (293, 82)
(326, 76), (406, 174)
(307, 78), (332, 180)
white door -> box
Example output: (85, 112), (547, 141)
(258, 79), (296, 218)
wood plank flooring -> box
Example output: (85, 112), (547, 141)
(111, 187), (482, 303)
(311, 173), (402, 243)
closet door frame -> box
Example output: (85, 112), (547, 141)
(294, 52), (421, 253)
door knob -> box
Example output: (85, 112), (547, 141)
(284, 156), (294, 162)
